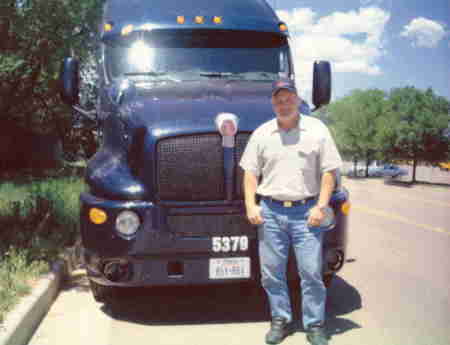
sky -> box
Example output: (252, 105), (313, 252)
(268, 0), (450, 104)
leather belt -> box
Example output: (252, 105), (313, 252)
(262, 195), (317, 207)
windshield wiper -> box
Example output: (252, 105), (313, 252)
(199, 71), (277, 80)
(199, 72), (243, 79)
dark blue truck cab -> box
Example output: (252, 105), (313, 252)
(60, 0), (350, 303)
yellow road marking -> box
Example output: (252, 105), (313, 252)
(353, 204), (450, 236)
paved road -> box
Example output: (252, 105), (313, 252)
(29, 178), (450, 345)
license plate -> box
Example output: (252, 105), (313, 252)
(209, 257), (251, 279)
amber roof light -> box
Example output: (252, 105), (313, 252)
(121, 24), (134, 36)
(195, 16), (205, 24)
(104, 22), (113, 32)
(279, 23), (288, 32)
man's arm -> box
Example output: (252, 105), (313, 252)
(307, 170), (336, 226)
(243, 170), (258, 209)
(243, 170), (264, 225)
(316, 170), (337, 209)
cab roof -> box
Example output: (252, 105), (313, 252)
(102, 0), (287, 40)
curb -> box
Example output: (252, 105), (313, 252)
(0, 260), (68, 345)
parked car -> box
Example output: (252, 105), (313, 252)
(368, 164), (408, 177)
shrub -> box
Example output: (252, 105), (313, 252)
(0, 176), (87, 262)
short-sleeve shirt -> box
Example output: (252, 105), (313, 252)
(239, 115), (343, 201)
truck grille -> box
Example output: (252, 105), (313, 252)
(157, 132), (251, 201)
(167, 214), (255, 236)
(157, 134), (225, 201)
(235, 133), (251, 199)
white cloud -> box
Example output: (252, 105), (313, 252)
(276, 7), (390, 103)
(401, 17), (447, 48)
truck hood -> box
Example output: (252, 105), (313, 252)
(112, 80), (277, 134)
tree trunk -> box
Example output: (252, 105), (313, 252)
(353, 158), (358, 176)
(365, 156), (370, 178)
(412, 158), (417, 183)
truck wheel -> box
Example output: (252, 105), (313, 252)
(89, 278), (115, 303)
(323, 274), (334, 288)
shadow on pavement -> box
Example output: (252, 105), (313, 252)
(60, 269), (91, 292)
(96, 275), (362, 337)
(324, 276), (363, 338)
(384, 178), (450, 188)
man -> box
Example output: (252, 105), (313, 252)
(239, 79), (343, 345)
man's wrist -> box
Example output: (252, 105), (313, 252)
(316, 203), (329, 210)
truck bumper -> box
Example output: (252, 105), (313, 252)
(80, 192), (348, 287)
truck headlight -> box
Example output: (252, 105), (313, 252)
(116, 211), (140, 237)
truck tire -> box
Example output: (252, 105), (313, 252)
(89, 278), (115, 303)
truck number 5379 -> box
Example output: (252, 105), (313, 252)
(212, 236), (249, 252)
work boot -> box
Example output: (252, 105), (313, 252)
(265, 317), (295, 344)
(306, 326), (329, 345)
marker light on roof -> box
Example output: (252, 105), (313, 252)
(104, 23), (113, 32)
(195, 16), (205, 24)
(121, 24), (134, 36)
(177, 16), (185, 24)
(279, 23), (288, 32)
(213, 16), (222, 24)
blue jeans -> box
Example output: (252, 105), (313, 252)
(258, 197), (327, 330)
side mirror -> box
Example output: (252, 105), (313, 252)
(59, 57), (80, 105)
(312, 61), (331, 110)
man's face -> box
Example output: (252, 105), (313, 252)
(271, 89), (300, 119)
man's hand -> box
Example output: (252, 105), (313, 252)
(307, 206), (326, 227)
(246, 205), (265, 225)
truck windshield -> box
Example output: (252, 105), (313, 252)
(104, 29), (291, 83)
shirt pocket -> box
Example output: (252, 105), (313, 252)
(297, 146), (318, 171)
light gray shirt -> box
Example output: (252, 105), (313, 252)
(239, 115), (343, 201)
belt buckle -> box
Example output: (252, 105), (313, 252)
(283, 201), (292, 207)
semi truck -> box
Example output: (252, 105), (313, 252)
(60, 0), (350, 303)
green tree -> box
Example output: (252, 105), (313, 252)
(376, 86), (450, 183)
(0, 0), (103, 170)
(329, 89), (387, 176)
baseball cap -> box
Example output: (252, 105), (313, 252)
(271, 79), (297, 97)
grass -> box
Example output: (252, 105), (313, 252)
(0, 173), (87, 324)
(0, 247), (49, 324)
